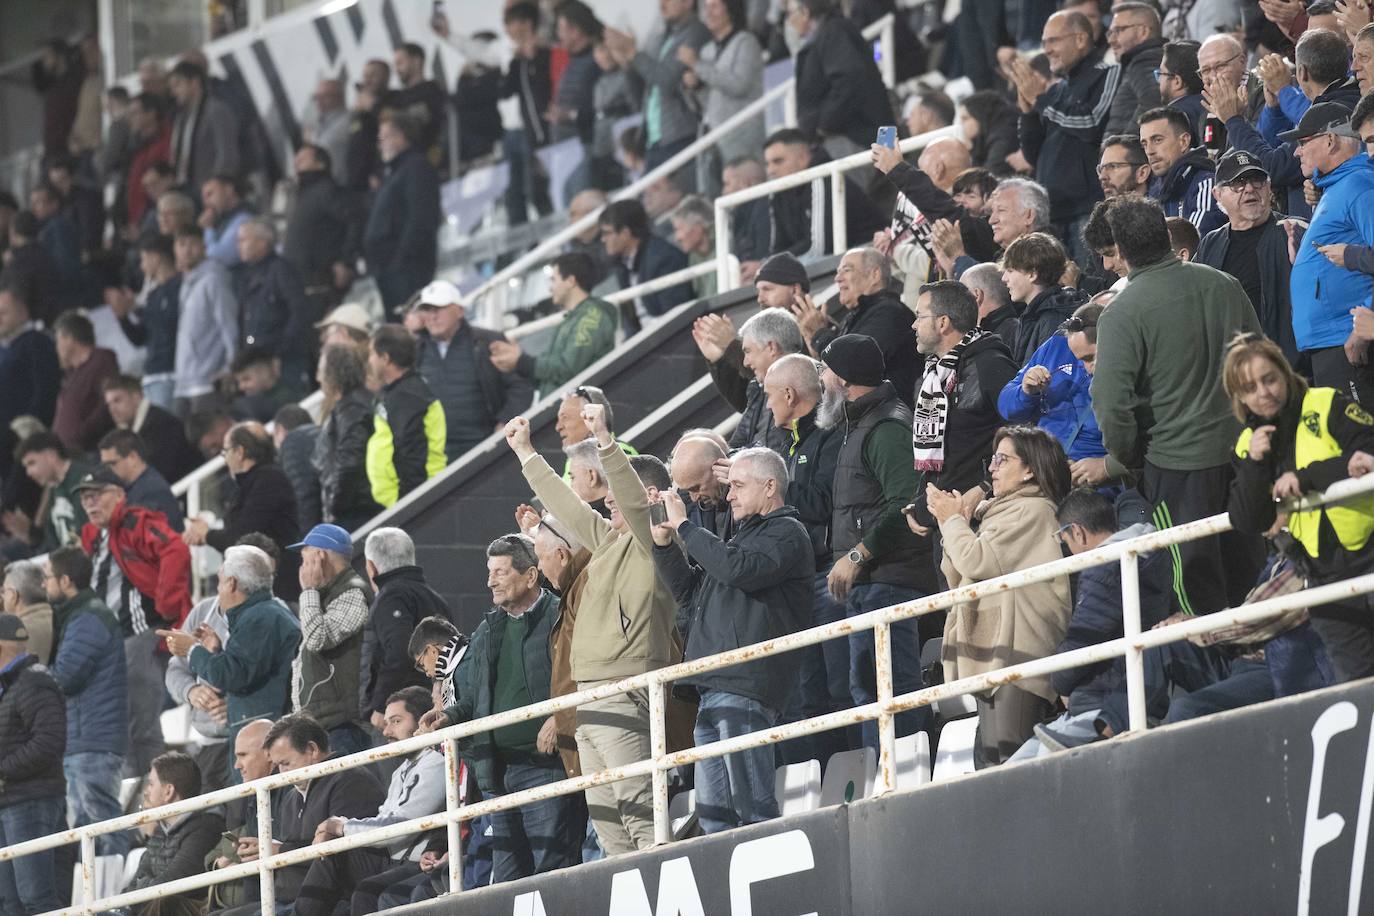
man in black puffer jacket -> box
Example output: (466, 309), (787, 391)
(0, 613), (67, 915)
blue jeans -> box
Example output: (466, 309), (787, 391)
(693, 690), (780, 834)
(780, 568), (856, 764)
(1007, 709), (1102, 762)
(503, 129), (551, 226)
(0, 797), (64, 914)
(845, 583), (931, 750)
(489, 757), (582, 883)
(327, 723), (374, 759)
(65, 751), (130, 857)
(1164, 655), (1274, 724)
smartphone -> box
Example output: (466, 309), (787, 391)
(221, 831), (238, 845)
(529, 497), (545, 514)
(876, 126), (898, 149)
(649, 502), (668, 526)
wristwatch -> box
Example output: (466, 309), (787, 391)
(847, 547), (865, 566)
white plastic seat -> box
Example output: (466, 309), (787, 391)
(773, 759), (822, 816)
(160, 703), (191, 747)
(669, 788), (696, 839)
(120, 847), (146, 892)
(118, 777), (142, 811)
(894, 732), (931, 790)
(819, 747), (876, 807)
(70, 854), (124, 904)
(934, 692), (978, 721)
(932, 717), (979, 782)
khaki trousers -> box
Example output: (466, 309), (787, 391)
(574, 681), (655, 855)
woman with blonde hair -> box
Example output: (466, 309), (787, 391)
(929, 425), (1073, 766)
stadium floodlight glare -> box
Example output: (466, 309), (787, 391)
(318, 0), (358, 15)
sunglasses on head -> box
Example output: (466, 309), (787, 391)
(1059, 316), (1096, 333)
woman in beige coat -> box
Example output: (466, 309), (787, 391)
(929, 426), (1073, 766)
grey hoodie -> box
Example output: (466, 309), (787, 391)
(174, 257), (239, 398)
(165, 596), (230, 742)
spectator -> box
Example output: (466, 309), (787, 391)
(155, 187), (196, 237)
(1006, 10), (1116, 261)
(421, 535), (582, 881)
(999, 232), (1086, 365)
(2, 562), (54, 665)
(315, 302), (374, 353)
(102, 374), (201, 483)
(1009, 488), (1175, 760)
(762, 129), (886, 260)
(1081, 197), (1130, 285)
(202, 718), (272, 907)
(681, 0), (765, 187)
(27, 184), (80, 282)
(232, 344), (296, 422)
(274, 405), (322, 532)
(797, 247), (920, 405)
(359, 527), (451, 727)
(367, 325), (447, 508)
(167, 61), (241, 191)
(284, 144), (362, 316)
(985, 177), (1051, 260)
(905, 89), (955, 138)
(345, 59), (389, 193)
(1286, 103), (1374, 403)
(933, 426), (1072, 765)
(1103, 2), (1164, 138)
(363, 113), (442, 312)
(1210, 28), (1359, 218)
(0, 287), (60, 477)
(160, 546), (301, 783)
(669, 196), (718, 299)
(1225, 335), (1374, 681)
(164, 581), (231, 792)
(818, 334), (933, 749)
(506, 409), (678, 856)
(488, 253), (617, 393)
(184, 422), (302, 600)
(313, 343), (380, 530)
(1097, 135), (1151, 199)
(172, 228), (240, 416)
(958, 90), (1022, 176)
(599, 199), (694, 332)
(31, 39), (84, 163)
(787, 0), (896, 161)
(235, 217), (313, 387)
(1165, 215), (1199, 261)
(550, 1), (604, 193)
(121, 94), (173, 228)
(186, 409), (233, 461)
(1093, 197), (1264, 616)
(0, 213), (62, 327)
(1139, 107), (1224, 234)
(13, 432), (90, 554)
(198, 174), (251, 267)
(964, 261), (1019, 347)
(670, 434), (734, 538)
(0, 612), (66, 915)
(562, 439), (611, 515)
(91, 266), (147, 375)
(51, 311), (118, 455)
(1158, 39), (1206, 143)
(128, 751), (225, 910)
(45, 545), (130, 856)
(494, 3), (554, 226)
(701, 306), (806, 452)
(46, 156), (102, 260)
(651, 447), (813, 832)
(303, 79), (350, 182)
(385, 43), (446, 166)
(97, 428), (184, 529)
(296, 686), (448, 915)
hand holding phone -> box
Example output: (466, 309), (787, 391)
(876, 126), (897, 149)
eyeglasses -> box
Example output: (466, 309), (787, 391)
(1152, 69), (1174, 80)
(1059, 316), (1097, 333)
(1220, 176), (1267, 191)
(539, 517), (573, 551)
(988, 452), (1020, 470)
(1106, 22), (1143, 36)
(413, 647), (431, 675)
(1198, 52), (1243, 79)
(1055, 522), (1080, 541)
(1095, 161), (1143, 175)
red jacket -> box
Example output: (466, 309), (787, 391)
(126, 124), (171, 228)
(80, 499), (191, 629)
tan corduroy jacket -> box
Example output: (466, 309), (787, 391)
(938, 487), (1072, 702)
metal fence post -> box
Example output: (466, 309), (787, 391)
(879, 14), (896, 88)
(1120, 551), (1147, 732)
(444, 737), (465, 895)
(830, 169), (848, 255)
(256, 785), (276, 915)
(80, 833), (96, 904)
(874, 621), (897, 795)
(714, 201), (732, 294)
(784, 82), (798, 127)
(649, 679), (671, 845)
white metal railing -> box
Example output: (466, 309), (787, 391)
(712, 123), (959, 291)
(10, 472), (1374, 914)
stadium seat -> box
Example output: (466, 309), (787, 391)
(121, 847), (146, 892)
(932, 717), (979, 782)
(160, 703), (191, 747)
(935, 692), (978, 721)
(70, 855), (125, 904)
(669, 788), (697, 840)
(894, 732), (931, 790)
(118, 777), (142, 812)
(774, 759), (822, 816)
(820, 747), (876, 807)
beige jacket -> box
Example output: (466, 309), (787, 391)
(939, 487), (1071, 702)
(523, 443), (679, 682)
(18, 602), (54, 667)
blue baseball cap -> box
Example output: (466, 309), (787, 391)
(288, 524), (353, 555)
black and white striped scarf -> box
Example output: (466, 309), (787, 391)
(913, 328), (986, 472)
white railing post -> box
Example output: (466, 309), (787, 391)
(873, 621), (896, 795)
(1120, 551), (1147, 732)
(879, 14), (896, 88)
(79, 833), (96, 904)
(649, 680), (671, 846)
(714, 201), (733, 294)
(831, 168), (848, 255)
(784, 81), (798, 127)
(444, 737), (464, 895)
(724, 254), (742, 292)
(187, 480), (204, 601)
(256, 786), (275, 915)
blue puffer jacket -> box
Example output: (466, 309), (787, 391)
(997, 333), (1104, 462)
(50, 589), (129, 757)
(1289, 151), (1374, 351)
(1049, 525), (1177, 715)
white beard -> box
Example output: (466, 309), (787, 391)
(817, 385), (846, 429)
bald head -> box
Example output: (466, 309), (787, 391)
(234, 718), (274, 782)
(570, 189), (609, 243)
(671, 435), (729, 508)
(1198, 34), (1246, 90)
(961, 263), (1011, 320)
(917, 138), (973, 192)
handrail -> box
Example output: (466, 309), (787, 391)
(13, 469), (1374, 914)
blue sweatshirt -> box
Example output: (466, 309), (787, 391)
(997, 333), (1105, 461)
(1289, 152), (1374, 350)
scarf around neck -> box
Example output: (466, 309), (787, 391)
(913, 328), (986, 472)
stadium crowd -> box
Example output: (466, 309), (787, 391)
(8, 0), (1374, 910)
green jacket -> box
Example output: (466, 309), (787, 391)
(443, 589), (559, 794)
(517, 295), (618, 392)
(41, 459), (92, 553)
(1092, 256), (1261, 472)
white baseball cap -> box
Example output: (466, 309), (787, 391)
(416, 280), (464, 308)
(314, 302), (373, 333)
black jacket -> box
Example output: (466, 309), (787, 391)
(279, 424), (322, 532)
(273, 763), (385, 901)
(235, 252), (313, 381)
(284, 171), (363, 290)
(654, 505), (815, 712)
(884, 161), (999, 271)
(980, 303), (1022, 354)
(0, 241), (63, 327)
(794, 14), (895, 149)
(360, 564), (454, 718)
(1105, 38), (1163, 139)
(910, 333), (1020, 526)
(705, 339), (790, 453)
(785, 409), (842, 565)
(812, 289), (921, 406)
(501, 46), (553, 146)
(615, 235), (694, 321)
(0, 654), (66, 809)
(417, 323), (535, 457)
(205, 463), (302, 601)
(1014, 286), (1086, 367)
(771, 148), (887, 258)
(1195, 213), (1299, 367)
(136, 403), (202, 484)
(363, 148), (441, 280)
(1019, 49), (1118, 223)
(314, 387), (382, 530)
(131, 809), (225, 897)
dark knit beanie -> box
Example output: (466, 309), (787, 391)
(820, 334), (885, 387)
(754, 252), (811, 291)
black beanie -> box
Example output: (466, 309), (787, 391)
(754, 252), (810, 291)
(821, 334), (885, 387)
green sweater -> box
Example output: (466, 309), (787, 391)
(516, 295), (618, 392)
(861, 421), (922, 559)
(1091, 256), (1261, 472)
